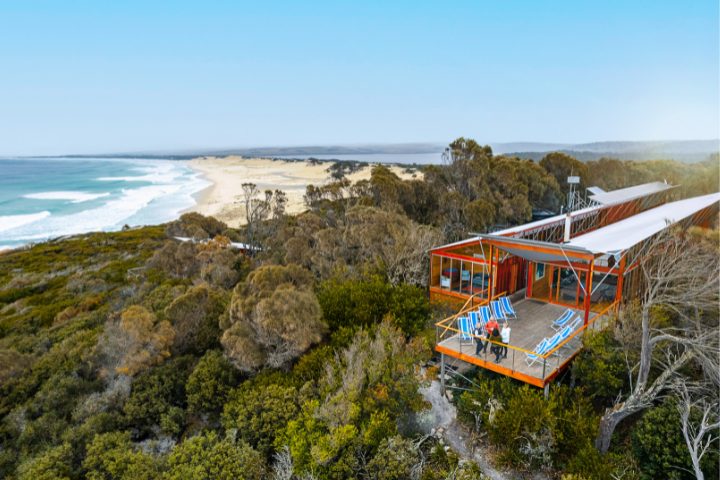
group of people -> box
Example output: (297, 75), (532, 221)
(474, 318), (511, 363)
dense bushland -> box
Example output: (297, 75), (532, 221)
(0, 140), (717, 479)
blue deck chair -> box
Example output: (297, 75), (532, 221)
(555, 317), (583, 351)
(546, 325), (576, 356)
(478, 305), (492, 327)
(544, 328), (567, 356)
(468, 311), (480, 333)
(490, 300), (507, 322)
(568, 316), (583, 332)
(499, 296), (517, 319)
(525, 338), (549, 366)
(457, 316), (473, 344)
(551, 309), (575, 331)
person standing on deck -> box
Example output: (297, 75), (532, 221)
(500, 324), (511, 359)
(490, 327), (502, 362)
(485, 318), (499, 336)
(474, 323), (487, 355)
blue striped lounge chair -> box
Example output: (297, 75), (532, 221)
(457, 316), (473, 344)
(525, 338), (549, 366)
(490, 300), (507, 322)
(568, 316), (583, 332)
(544, 328), (568, 356)
(555, 317), (584, 352)
(499, 296), (517, 319)
(468, 311), (480, 333)
(478, 305), (492, 327)
(551, 309), (575, 331)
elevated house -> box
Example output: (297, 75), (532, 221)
(431, 182), (719, 394)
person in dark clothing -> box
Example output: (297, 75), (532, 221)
(490, 327), (502, 362)
(474, 323), (487, 355)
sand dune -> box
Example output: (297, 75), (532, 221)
(187, 156), (420, 227)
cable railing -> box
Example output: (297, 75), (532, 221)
(435, 290), (506, 342)
(539, 299), (619, 380)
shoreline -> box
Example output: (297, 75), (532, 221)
(0, 156), (420, 254)
(185, 156), (421, 227)
(185, 166), (214, 213)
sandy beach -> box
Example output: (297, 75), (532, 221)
(187, 156), (421, 227)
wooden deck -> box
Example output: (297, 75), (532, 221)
(436, 299), (590, 388)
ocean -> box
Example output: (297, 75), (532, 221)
(0, 157), (209, 251)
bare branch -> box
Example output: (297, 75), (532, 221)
(596, 228), (720, 453)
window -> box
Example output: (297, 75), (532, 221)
(535, 263), (546, 280)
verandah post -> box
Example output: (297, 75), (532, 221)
(487, 244), (494, 300)
(583, 259), (595, 324)
(527, 262), (534, 298)
(492, 244), (499, 298)
(614, 256), (626, 304)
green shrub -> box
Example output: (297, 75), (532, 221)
(186, 350), (239, 415)
(82, 431), (159, 480)
(632, 400), (707, 480)
(456, 375), (598, 471)
(123, 356), (194, 438)
(571, 329), (627, 405)
(222, 380), (299, 457)
(291, 344), (334, 383)
(366, 435), (420, 480)
(564, 446), (640, 480)
(317, 273), (429, 335)
(16, 443), (73, 480)
(164, 431), (265, 480)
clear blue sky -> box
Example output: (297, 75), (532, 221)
(0, 0), (717, 155)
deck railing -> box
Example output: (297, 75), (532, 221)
(435, 290), (506, 343)
(435, 297), (620, 385)
(539, 299), (619, 380)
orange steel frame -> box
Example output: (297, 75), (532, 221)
(438, 233), (626, 317)
(430, 251), (528, 303)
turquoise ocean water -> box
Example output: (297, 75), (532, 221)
(0, 157), (209, 251)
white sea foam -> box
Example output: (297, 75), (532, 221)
(96, 161), (183, 184)
(2, 159), (209, 247)
(0, 211), (51, 233)
(14, 184), (183, 241)
(24, 191), (110, 203)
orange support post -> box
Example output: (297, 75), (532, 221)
(527, 262), (534, 298)
(583, 261), (595, 324)
(487, 244), (495, 299)
(615, 256), (626, 304)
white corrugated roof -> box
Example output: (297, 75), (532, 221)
(492, 181), (675, 237)
(568, 192), (720, 254)
(586, 186), (606, 195)
(432, 181), (681, 251)
(491, 205), (600, 237)
(588, 181), (674, 205)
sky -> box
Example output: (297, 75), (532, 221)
(0, 0), (718, 155)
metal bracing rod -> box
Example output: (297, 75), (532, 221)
(558, 245), (587, 294)
(445, 385), (482, 393)
(444, 366), (484, 390)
